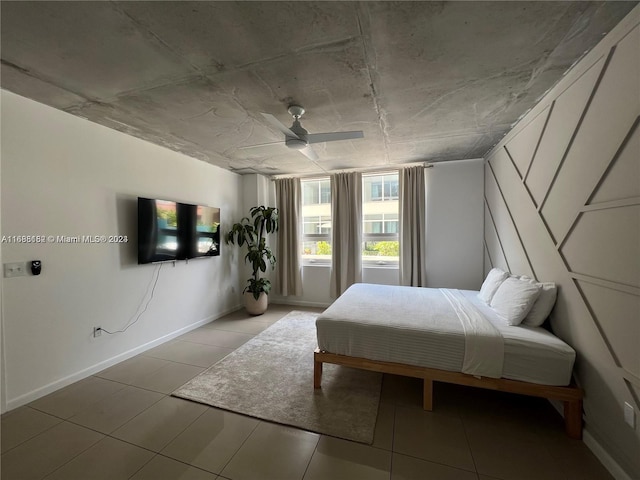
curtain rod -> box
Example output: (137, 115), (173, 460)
(270, 161), (434, 180)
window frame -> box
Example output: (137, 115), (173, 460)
(300, 172), (400, 268)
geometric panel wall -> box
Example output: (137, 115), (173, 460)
(562, 206), (640, 288)
(590, 122), (640, 204)
(484, 10), (640, 477)
(525, 56), (606, 208)
(505, 105), (550, 179)
(576, 280), (640, 380)
(485, 154), (535, 278)
(483, 202), (509, 274)
(541, 24), (640, 245)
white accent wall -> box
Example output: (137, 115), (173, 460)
(425, 158), (485, 290)
(0, 91), (244, 411)
(483, 6), (639, 478)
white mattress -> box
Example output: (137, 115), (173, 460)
(316, 283), (576, 386)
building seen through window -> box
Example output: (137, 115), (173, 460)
(301, 178), (332, 259)
(301, 173), (399, 264)
(362, 173), (399, 263)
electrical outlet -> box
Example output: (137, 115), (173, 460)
(624, 402), (635, 428)
(4, 262), (27, 278)
(93, 327), (102, 338)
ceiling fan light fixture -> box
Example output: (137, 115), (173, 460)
(285, 137), (308, 150)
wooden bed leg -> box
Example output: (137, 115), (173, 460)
(564, 399), (583, 439)
(423, 378), (433, 411)
(314, 357), (323, 389)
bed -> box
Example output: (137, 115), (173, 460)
(313, 282), (584, 439)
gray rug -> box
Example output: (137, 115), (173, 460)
(172, 311), (382, 444)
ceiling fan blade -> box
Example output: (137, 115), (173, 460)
(299, 145), (319, 161)
(306, 131), (364, 144)
(237, 141), (284, 150)
(260, 113), (299, 138)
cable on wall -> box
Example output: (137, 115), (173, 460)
(100, 263), (163, 335)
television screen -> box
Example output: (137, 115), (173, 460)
(194, 205), (221, 257)
(138, 198), (180, 264)
(138, 197), (220, 264)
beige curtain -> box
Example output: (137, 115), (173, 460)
(400, 165), (427, 286)
(330, 172), (362, 297)
(275, 178), (303, 296)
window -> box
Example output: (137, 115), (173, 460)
(300, 173), (399, 266)
(301, 178), (331, 262)
(364, 174), (398, 202)
(362, 173), (399, 265)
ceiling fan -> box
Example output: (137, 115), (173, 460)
(240, 105), (364, 161)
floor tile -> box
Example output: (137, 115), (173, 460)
(162, 407), (259, 474)
(221, 421), (319, 480)
(68, 385), (163, 434)
(372, 402), (394, 451)
(391, 453), (479, 480)
(95, 355), (170, 384)
(180, 328), (254, 349)
(143, 340), (233, 367)
(0, 421), (103, 480)
(130, 362), (205, 394)
(545, 438), (615, 480)
(131, 455), (219, 479)
(1, 305), (617, 480)
(394, 405), (475, 471)
(43, 436), (154, 480)
(1, 406), (62, 453)
(111, 396), (208, 452)
(380, 374), (423, 408)
(28, 376), (126, 419)
(212, 309), (276, 325)
(204, 318), (269, 335)
(303, 436), (391, 480)
(464, 416), (565, 480)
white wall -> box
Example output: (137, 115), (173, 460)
(0, 91), (244, 410)
(425, 159), (485, 290)
(483, 6), (639, 478)
(271, 265), (399, 307)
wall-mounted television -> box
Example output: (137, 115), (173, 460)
(138, 197), (220, 264)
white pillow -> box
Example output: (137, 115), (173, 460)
(478, 268), (509, 304)
(490, 276), (542, 325)
(522, 282), (557, 327)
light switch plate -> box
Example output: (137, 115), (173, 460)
(4, 262), (27, 278)
(624, 402), (635, 428)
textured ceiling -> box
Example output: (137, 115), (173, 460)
(1, 1), (636, 176)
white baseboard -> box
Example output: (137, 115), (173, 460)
(583, 429), (634, 480)
(547, 399), (633, 480)
(270, 298), (331, 309)
(5, 304), (242, 412)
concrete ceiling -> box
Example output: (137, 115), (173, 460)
(1, 1), (636, 176)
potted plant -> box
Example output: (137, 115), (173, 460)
(225, 206), (279, 315)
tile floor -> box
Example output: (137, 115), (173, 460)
(1, 305), (614, 480)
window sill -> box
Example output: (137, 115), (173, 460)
(301, 261), (399, 270)
(302, 260), (331, 267)
(363, 262), (399, 270)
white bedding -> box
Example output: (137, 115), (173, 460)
(440, 288), (504, 378)
(316, 283), (576, 386)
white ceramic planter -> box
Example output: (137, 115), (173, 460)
(244, 291), (268, 315)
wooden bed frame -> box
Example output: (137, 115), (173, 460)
(314, 348), (584, 439)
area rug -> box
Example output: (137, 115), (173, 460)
(172, 311), (382, 444)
